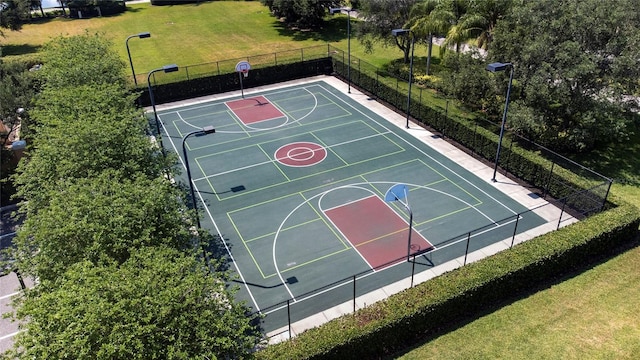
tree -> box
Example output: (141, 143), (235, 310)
(40, 32), (127, 89)
(407, 0), (442, 74)
(0, 0), (30, 35)
(30, 0), (45, 18)
(0, 60), (36, 204)
(261, 0), (333, 29)
(4, 30), (261, 359)
(460, 0), (512, 51)
(439, 50), (495, 110)
(11, 170), (197, 282)
(427, 0), (472, 54)
(489, 0), (640, 151)
(5, 247), (261, 360)
(13, 83), (167, 213)
(357, 0), (418, 63)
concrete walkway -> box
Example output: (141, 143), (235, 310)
(264, 76), (572, 343)
(151, 75), (575, 344)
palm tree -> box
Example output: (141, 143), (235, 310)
(430, 0), (473, 54)
(449, 0), (513, 51)
(407, 0), (442, 74)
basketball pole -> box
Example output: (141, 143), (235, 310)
(239, 71), (244, 98)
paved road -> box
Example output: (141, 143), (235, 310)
(0, 204), (27, 354)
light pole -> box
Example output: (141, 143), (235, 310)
(330, 7), (352, 93)
(125, 32), (151, 87)
(486, 62), (514, 182)
(182, 126), (216, 229)
(147, 64), (179, 155)
(392, 29), (415, 129)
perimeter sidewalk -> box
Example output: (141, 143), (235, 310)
(265, 76), (575, 342)
(150, 75), (576, 343)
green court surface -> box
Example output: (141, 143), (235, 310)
(155, 80), (547, 333)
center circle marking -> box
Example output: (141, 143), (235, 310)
(275, 142), (327, 167)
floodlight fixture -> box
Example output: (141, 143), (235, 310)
(485, 62), (514, 182)
(125, 32), (152, 86)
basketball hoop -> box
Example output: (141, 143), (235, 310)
(236, 61), (251, 98)
(236, 61), (251, 75)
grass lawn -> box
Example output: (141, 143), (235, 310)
(396, 126), (640, 359)
(2, 3), (639, 358)
(396, 239), (640, 360)
(0, 2), (420, 73)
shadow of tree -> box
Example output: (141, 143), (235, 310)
(571, 123), (640, 185)
(1, 44), (42, 57)
(271, 17), (355, 43)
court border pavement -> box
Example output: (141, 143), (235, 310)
(152, 75), (577, 343)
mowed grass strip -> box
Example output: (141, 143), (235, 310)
(1, 2), (420, 72)
(397, 240), (640, 360)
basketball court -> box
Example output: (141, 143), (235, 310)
(150, 76), (565, 337)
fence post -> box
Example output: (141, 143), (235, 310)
(352, 275), (357, 312)
(301, 48), (304, 62)
(287, 299), (292, 339)
(543, 162), (556, 199)
(185, 66), (190, 82)
(418, 88), (423, 120)
(216, 61), (220, 76)
(443, 101), (449, 139)
(463, 232), (471, 265)
(472, 119), (478, 156)
(396, 79), (400, 108)
(557, 197), (568, 230)
(411, 255), (416, 288)
(510, 214), (520, 248)
(601, 181), (612, 212)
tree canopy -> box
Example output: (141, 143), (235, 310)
(0, 0), (31, 35)
(261, 0), (334, 29)
(489, 0), (640, 151)
(7, 247), (260, 360)
(357, 0), (418, 63)
(4, 32), (261, 359)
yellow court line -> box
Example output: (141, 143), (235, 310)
(196, 119), (360, 160)
(264, 247), (353, 279)
(244, 216), (324, 244)
(309, 132), (349, 166)
(227, 212), (269, 279)
(418, 158), (483, 205)
(354, 228), (408, 248)
(217, 146), (406, 204)
(299, 192), (350, 250)
(227, 159), (422, 214)
(257, 143), (291, 182)
(360, 173), (481, 228)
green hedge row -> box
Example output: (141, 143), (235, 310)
(256, 199), (640, 360)
(333, 57), (610, 216)
(137, 58), (332, 106)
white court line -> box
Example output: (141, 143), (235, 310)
(0, 331), (23, 341)
(192, 129), (392, 182)
(319, 189), (377, 271)
(0, 291), (21, 300)
(177, 111), (200, 130)
(316, 83), (520, 216)
(0, 232), (16, 239)
(156, 80), (525, 314)
(156, 86), (309, 115)
(161, 121), (261, 312)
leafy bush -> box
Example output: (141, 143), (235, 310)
(256, 201), (640, 359)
